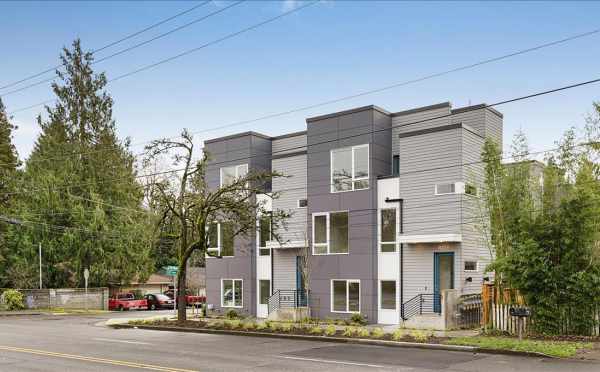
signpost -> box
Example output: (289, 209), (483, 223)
(83, 268), (89, 312)
(164, 266), (178, 313)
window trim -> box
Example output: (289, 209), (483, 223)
(379, 280), (397, 311)
(312, 211), (349, 255)
(219, 163), (249, 187)
(464, 260), (479, 272)
(378, 207), (398, 253)
(221, 278), (243, 308)
(330, 144), (370, 193)
(297, 198), (308, 208)
(330, 279), (361, 313)
(206, 222), (235, 258)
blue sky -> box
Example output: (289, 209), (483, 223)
(1, 1), (599, 159)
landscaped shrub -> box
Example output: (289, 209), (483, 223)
(392, 328), (405, 341)
(280, 323), (293, 333)
(324, 325), (336, 336)
(211, 320), (225, 329)
(342, 326), (356, 337)
(309, 326), (323, 335)
(410, 329), (429, 342)
(225, 309), (239, 319)
(1, 289), (24, 311)
(268, 321), (280, 332)
(242, 322), (256, 331)
(371, 328), (385, 339)
(356, 327), (370, 338)
(350, 313), (367, 325)
(256, 322), (268, 331)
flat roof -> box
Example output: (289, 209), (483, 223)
(305, 105), (391, 123)
(391, 102), (451, 117)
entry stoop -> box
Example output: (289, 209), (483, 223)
(267, 307), (310, 322)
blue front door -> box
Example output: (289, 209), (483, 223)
(433, 252), (454, 313)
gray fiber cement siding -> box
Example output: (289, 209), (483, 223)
(306, 107), (391, 322)
(204, 133), (272, 316)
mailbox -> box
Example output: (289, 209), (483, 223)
(509, 307), (531, 317)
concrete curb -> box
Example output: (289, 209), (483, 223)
(109, 323), (554, 359)
(0, 312), (45, 317)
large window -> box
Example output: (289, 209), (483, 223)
(380, 280), (396, 310)
(331, 280), (360, 313)
(258, 215), (272, 256)
(259, 279), (271, 305)
(312, 211), (349, 255)
(331, 144), (369, 192)
(221, 279), (242, 308)
(220, 164), (248, 187)
(380, 208), (397, 253)
(207, 222), (234, 257)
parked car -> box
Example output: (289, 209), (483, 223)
(163, 289), (206, 306)
(108, 293), (148, 311)
(144, 293), (174, 310)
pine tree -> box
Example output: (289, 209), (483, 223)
(0, 98), (19, 208)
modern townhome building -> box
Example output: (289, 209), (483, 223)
(203, 101), (503, 326)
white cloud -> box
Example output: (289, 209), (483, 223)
(282, 0), (300, 11)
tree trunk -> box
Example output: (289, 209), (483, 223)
(177, 263), (187, 321)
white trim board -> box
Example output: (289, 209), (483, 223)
(397, 234), (462, 243)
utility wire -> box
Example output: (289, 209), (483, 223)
(1, 77), (599, 200)
(0, 1), (212, 92)
(0, 1), (244, 98)
(6, 0), (319, 113)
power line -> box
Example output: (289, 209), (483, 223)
(6, 0), (319, 114)
(0, 1), (245, 98)
(2, 77), (599, 200)
(0, 1), (212, 92)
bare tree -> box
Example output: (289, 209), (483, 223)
(144, 129), (289, 320)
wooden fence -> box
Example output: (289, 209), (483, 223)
(481, 284), (600, 336)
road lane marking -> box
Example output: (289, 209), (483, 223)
(92, 338), (152, 345)
(0, 345), (197, 371)
(279, 355), (389, 368)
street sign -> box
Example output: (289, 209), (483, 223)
(163, 266), (178, 277)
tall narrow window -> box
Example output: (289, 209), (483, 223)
(380, 208), (397, 252)
(380, 281), (396, 310)
(259, 215), (272, 256)
(222, 279), (243, 307)
(392, 155), (400, 176)
(221, 222), (234, 257)
(312, 211), (349, 255)
(207, 223), (219, 257)
(331, 144), (369, 192)
(206, 222), (234, 257)
(259, 279), (271, 305)
(331, 280), (360, 313)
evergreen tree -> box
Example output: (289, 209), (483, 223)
(7, 39), (154, 288)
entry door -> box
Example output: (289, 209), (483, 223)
(434, 252), (454, 313)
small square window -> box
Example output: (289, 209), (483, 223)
(298, 199), (308, 208)
(464, 261), (478, 271)
(435, 183), (455, 195)
(465, 184), (478, 196)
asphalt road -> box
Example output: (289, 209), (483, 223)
(0, 311), (598, 371)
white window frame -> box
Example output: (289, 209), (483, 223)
(330, 144), (369, 193)
(206, 222), (234, 258)
(221, 278), (243, 308)
(434, 183), (456, 195)
(378, 207), (398, 253)
(297, 198), (308, 208)
(220, 164), (249, 187)
(330, 279), (361, 313)
(312, 211), (349, 255)
(257, 213), (272, 256)
(464, 260), (479, 272)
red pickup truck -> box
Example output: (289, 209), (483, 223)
(109, 293), (148, 311)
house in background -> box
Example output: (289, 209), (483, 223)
(203, 101), (502, 327)
(110, 273), (173, 296)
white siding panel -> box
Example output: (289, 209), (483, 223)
(273, 248), (299, 291)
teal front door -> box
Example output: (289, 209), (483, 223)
(434, 252), (454, 313)
(296, 256), (307, 306)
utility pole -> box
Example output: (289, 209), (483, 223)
(39, 242), (42, 289)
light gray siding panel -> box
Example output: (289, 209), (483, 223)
(272, 134), (307, 155)
(451, 109), (486, 137)
(272, 154), (308, 243)
(273, 248), (299, 291)
(485, 110), (503, 149)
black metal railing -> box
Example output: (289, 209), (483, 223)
(267, 289), (307, 314)
(401, 293), (441, 320)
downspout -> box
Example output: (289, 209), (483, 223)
(400, 198), (404, 320)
